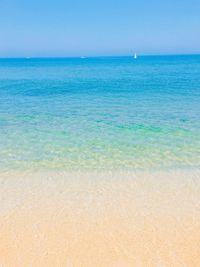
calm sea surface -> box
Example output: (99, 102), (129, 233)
(0, 55), (200, 170)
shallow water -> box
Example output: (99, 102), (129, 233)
(0, 55), (200, 170)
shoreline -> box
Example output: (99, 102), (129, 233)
(0, 169), (200, 266)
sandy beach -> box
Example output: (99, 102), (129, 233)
(0, 170), (200, 266)
(1, 0), (200, 265)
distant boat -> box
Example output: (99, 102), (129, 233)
(134, 53), (137, 59)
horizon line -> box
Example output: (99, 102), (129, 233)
(0, 53), (200, 59)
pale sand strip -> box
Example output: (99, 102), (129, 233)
(0, 170), (200, 266)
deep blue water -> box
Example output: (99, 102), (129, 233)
(0, 55), (200, 170)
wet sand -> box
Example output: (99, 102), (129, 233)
(0, 170), (200, 266)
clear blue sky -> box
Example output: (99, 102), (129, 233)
(0, 0), (200, 57)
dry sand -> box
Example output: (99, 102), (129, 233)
(0, 170), (200, 266)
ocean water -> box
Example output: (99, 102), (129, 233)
(0, 55), (200, 171)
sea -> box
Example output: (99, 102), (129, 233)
(0, 55), (200, 171)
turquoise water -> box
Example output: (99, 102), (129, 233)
(0, 55), (200, 170)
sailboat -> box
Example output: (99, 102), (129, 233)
(134, 53), (137, 59)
